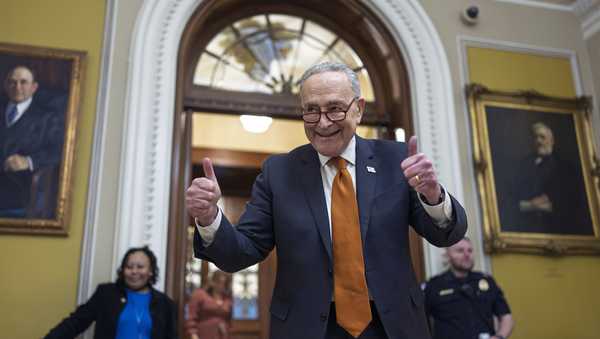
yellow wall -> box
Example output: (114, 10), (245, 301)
(0, 1), (105, 338)
(467, 47), (600, 339)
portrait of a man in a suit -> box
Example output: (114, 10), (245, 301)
(485, 104), (594, 236)
(0, 65), (65, 218)
(512, 121), (593, 235)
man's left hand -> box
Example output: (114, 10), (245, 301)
(4, 154), (30, 172)
(401, 136), (442, 204)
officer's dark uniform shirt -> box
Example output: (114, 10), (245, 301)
(424, 270), (511, 339)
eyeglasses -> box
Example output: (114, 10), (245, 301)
(301, 97), (358, 123)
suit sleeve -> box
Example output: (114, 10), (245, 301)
(29, 110), (64, 170)
(193, 157), (276, 273)
(43, 285), (102, 339)
(409, 187), (467, 247)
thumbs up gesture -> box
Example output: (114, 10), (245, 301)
(186, 158), (222, 226)
(400, 136), (442, 204)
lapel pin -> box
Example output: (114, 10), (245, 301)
(366, 166), (376, 173)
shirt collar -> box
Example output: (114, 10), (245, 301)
(16, 97), (33, 114)
(317, 135), (356, 168)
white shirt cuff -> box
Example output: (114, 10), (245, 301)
(195, 209), (222, 246)
(417, 186), (453, 228)
(27, 156), (34, 171)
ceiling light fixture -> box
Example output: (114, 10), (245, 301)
(239, 115), (273, 134)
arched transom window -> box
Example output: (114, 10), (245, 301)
(193, 14), (375, 101)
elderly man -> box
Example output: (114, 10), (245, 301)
(186, 61), (467, 339)
(424, 237), (514, 339)
(518, 122), (557, 214)
(0, 65), (64, 218)
(509, 121), (592, 235)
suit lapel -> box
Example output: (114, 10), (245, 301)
(298, 146), (333, 263)
(355, 136), (376, 244)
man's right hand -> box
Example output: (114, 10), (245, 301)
(186, 157), (222, 226)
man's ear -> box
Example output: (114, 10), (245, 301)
(31, 81), (39, 94)
(357, 97), (366, 113)
(356, 97), (366, 121)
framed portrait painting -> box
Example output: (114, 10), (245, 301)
(467, 84), (600, 255)
(0, 43), (86, 235)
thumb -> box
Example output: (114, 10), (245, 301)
(202, 157), (218, 182)
(408, 135), (418, 157)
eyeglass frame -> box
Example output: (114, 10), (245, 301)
(301, 96), (359, 123)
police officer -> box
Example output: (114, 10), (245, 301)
(424, 237), (514, 339)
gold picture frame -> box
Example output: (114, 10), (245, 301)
(0, 43), (86, 235)
(467, 84), (600, 255)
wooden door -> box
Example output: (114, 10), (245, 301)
(179, 149), (275, 339)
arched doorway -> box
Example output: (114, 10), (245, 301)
(103, 0), (463, 337)
(168, 1), (423, 338)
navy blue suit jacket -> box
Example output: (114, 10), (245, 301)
(194, 136), (467, 339)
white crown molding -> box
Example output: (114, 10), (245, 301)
(496, 0), (575, 12)
(120, 0), (462, 282)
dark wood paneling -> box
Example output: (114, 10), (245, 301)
(192, 147), (270, 169)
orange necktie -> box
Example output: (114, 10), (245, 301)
(331, 157), (372, 338)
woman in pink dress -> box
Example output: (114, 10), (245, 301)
(186, 271), (233, 339)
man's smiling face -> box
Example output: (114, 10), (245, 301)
(300, 71), (364, 157)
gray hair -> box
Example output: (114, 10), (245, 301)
(532, 121), (553, 136)
(298, 61), (361, 97)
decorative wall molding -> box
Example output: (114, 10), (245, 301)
(458, 36), (583, 95)
(117, 0), (464, 285)
(78, 0), (117, 304)
(581, 4), (600, 39)
(115, 0), (203, 290)
(495, 0), (574, 12)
